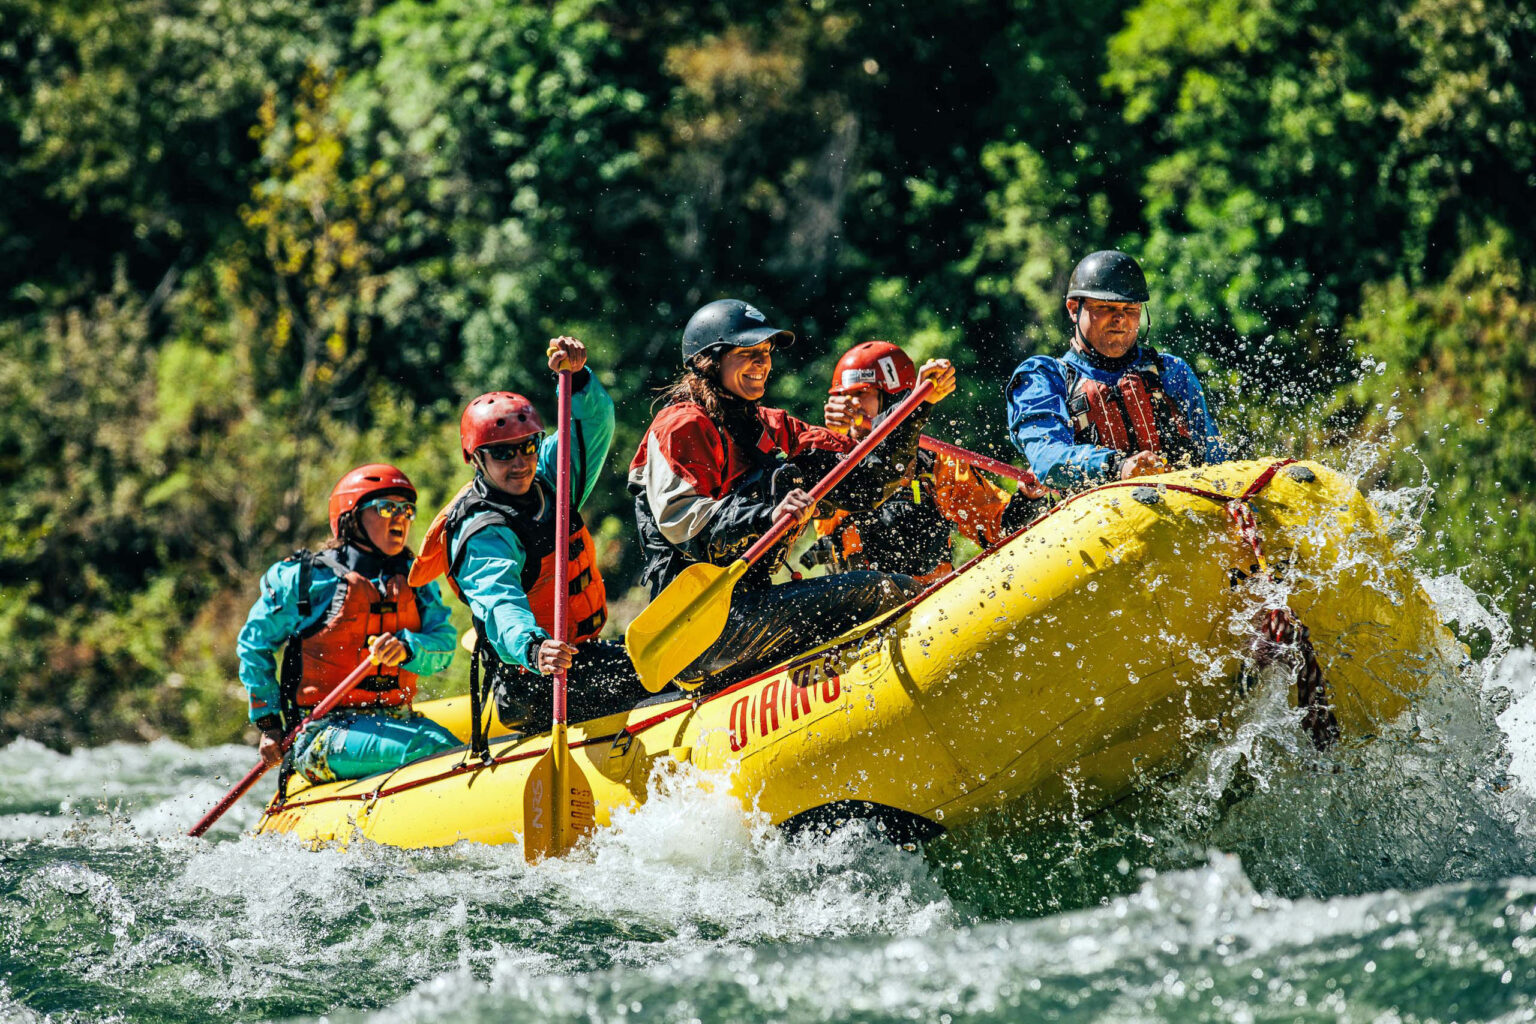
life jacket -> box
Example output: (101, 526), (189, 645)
(1061, 347), (1203, 467)
(814, 497), (955, 583)
(413, 475), (608, 647)
(805, 451), (955, 583)
(278, 547), (421, 712)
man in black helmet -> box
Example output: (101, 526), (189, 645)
(1005, 250), (1227, 490)
(627, 298), (955, 689)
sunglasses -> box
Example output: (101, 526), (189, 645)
(359, 497), (417, 520)
(479, 435), (543, 461)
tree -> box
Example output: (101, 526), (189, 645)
(1342, 225), (1536, 643)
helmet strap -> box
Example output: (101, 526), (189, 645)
(339, 511), (384, 556)
(1068, 300), (1153, 357)
(1069, 300), (1091, 356)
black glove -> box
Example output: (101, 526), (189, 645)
(1000, 489), (1049, 535)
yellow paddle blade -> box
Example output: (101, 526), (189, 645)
(624, 559), (748, 692)
(523, 728), (595, 863)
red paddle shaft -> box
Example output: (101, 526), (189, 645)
(187, 655), (378, 838)
(918, 435), (1053, 493)
(552, 367), (573, 726)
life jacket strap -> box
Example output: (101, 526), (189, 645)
(467, 631), (494, 763)
(1229, 499), (1339, 752)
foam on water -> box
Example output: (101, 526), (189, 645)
(347, 852), (1536, 1024)
(0, 750), (956, 1021)
(5, 472), (1536, 1021)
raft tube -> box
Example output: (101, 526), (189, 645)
(256, 459), (1461, 848)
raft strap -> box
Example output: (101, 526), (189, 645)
(467, 634), (495, 763)
(1225, 480), (1339, 751)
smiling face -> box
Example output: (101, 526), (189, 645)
(476, 436), (543, 497)
(1069, 298), (1143, 359)
(359, 497), (413, 556)
(717, 341), (774, 401)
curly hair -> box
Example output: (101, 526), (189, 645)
(655, 352), (764, 447)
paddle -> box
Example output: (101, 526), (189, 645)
(626, 378), (936, 693)
(188, 654), (378, 838)
(917, 435), (1056, 494)
(522, 365), (596, 862)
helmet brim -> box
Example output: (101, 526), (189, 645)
(732, 327), (794, 349)
(689, 327), (795, 362)
(1067, 288), (1150, 303)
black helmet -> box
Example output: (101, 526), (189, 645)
(1066, 251), (1150, 303)
(681, 299), (795, 363)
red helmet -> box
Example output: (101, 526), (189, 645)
(829, 341), (917, 396)
(460, 391), (545, 462)
(328, 464), (416, 537)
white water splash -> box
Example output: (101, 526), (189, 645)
(344, 852), (1536, 1024)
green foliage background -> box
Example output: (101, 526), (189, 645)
(1, 0), (1531, 749)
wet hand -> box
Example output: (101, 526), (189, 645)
(1019, 469), (1051, 499)
(772, 488), (818, 525)
(823, 395), (866, 434)
(369, 632), (410, 668)
(258, 733), (283, 766)
(917, 359), (956, 404)
(547, 336), (587, 374)
(1119, 451), (1167, 480)
(536, 638), (578, 675)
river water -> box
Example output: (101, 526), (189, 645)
(4, 585), (1535, 1019)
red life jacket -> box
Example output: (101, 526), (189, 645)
(281, 549), (421, 710)
(1061, 347), (1203, 467)
(413, 475), (608, 647)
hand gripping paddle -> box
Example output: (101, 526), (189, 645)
(522, 365), (596, 861)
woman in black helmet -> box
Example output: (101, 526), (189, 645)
(627, 298), (955, 689)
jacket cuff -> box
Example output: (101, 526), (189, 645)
(396, 633), (418, 669)
(509, 626), (551, 672)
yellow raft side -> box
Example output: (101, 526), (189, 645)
(257, 459), (1460, 849)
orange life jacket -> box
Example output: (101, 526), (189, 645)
(1062, 347), (1202, 466)
(806, 451), (1009, 585)
(282, 549), (421, 710)
(412, 475), (608, 646)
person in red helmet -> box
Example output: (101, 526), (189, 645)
(413, 336), (644, 733)
(236, 464), (460, 785)
(629, 299), (956, 690)
(809, 341), (1047, 584)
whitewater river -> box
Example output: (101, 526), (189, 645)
(4, 623), (1535, 1020)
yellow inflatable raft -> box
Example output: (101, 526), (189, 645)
(257, 459), (1462, 848)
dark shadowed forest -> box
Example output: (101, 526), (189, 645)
(1, 0), (1531, 748)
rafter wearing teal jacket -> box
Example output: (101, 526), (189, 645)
(236, 544), (460, 783)
(448, 370), (615, 671)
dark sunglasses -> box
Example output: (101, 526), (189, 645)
(359, 497), (417, 520)
(479, 435), (543, 461)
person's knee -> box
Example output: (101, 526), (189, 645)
(404, 718), (461, 759)
(846, 571), (915, 614)
(879, 573), (921, 602)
